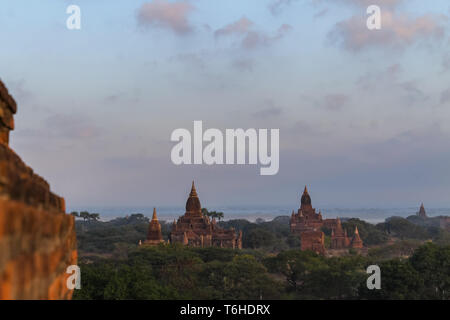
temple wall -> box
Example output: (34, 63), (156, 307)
(0, 80), (77, 300)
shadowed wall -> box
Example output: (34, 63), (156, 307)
(0, 80), (77, 300)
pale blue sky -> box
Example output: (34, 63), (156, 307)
(1, 0), (450, 210)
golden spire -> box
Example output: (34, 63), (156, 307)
(190, 180), (198, 197)
(355, 226), (359, 234)
(152, 208), (158, 221)
(303, 185), (308, 194)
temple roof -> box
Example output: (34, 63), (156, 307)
(301, 185), (312, 208)
(418, 203), (427, 217)
(185, 181), (202, 216)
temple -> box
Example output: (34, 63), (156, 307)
(170, 181), (242, 249)
(290, 186), (363, 254)
(142, 208), (165, 246)
(0, 80), (77, 299)
(417, 203), (427, 218)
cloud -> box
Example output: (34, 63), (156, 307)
(314, 8), (329, 19)
(215, 18), (292, 50)
(231, 58), (254, 72)
(46, 114), (101, 139)
(440, 87), (450, 105)
(316, 94), (350, 111)
(399, 81), (428, 104)
(169, 53), (206, 70)
(336, 0), (402, 7)
(328, 7), (445, 51)
(252, 100), (283, 118)
(356, 64), (429, 105)
(19, 114), (101, 140)
(442, 53), (450, 72)
(214, 17), (253, 38)
(268, 0), (299, 15)
(6, 79), (33, 104)
(243, 24), (292, 49)
(137, 0), (195, 35)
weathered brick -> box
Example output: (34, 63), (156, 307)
(0, 79), (77, 300)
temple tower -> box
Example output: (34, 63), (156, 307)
(186, 181), (202, 217)
(300, 186), (313, 211)
(143, 208), (164, 245)
(417, 203), (427, 218)
(170, 181), (241, 249)
(351, 226), (363, 249)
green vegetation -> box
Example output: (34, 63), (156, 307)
(202, 208), (224, 221)
(75, 213), (171, 256)
(73, 212), (450, 300)
(74, 242), (450, 300)
(72, 211), (101, 222)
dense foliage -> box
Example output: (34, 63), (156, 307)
(73, 242), (450, 300)
(73, 212), (450, 300)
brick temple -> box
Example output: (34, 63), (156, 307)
(0, 79), (77, 299)
(141, 208), (165, 246)
(290, 186), (363, 254)
(417, 203), (427, 218)
(170, 181), (242, 249)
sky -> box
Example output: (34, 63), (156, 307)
(1, 0), (450, 210)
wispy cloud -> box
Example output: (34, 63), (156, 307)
(328, 1), (445, 51)
(215, 17), (292, 50)
(19, 114), (101, 140)
(268, 0), (299, 15)
(231, 58), (255, 72)
(252, 100), (283, 118)
(316, 94), (350, 111)
(214, 16), (253, 38)
(137, 0), (195, 35)
(440, 87), (450, 105)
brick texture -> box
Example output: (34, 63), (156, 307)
(0, 79), (77, 300)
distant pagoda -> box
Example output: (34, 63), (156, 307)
(142, 208), (164, 246)
(170, 181), (242, 248)
(350, 226), (363, 249)
(417, 203), (428, 218)
(290, 186), (363, 254)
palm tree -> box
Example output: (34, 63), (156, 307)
(216, 211), (224, 221)
(90, 213), (100, 221)
(79, 211), (90, 222)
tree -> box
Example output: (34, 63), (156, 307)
(70, 211), (79, 218)
(202, 208), (224, 221)
(80, 211), (90, 222)
(267, 250), (325, 294)
(243, 228), (275, 249)
(214, 211), (224, 221)
(200, 255), (280, 299)
(90, 213), (100, 222)
(359, 259), (424, 300)
(409, 242), (450, 299)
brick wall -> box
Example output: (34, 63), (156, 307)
(0, 79), (77, 299)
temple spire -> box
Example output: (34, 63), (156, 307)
(152, 207), (158, 221)
(185, 181), (202, 216)
(300, 185), (312, 209)
(354, 226), (359, 234)
(190, 180), (198, 197)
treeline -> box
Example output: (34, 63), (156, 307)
(73, 242), (450, 300)
(75, 213), (450, 257)
(71, 211), (100, 222)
